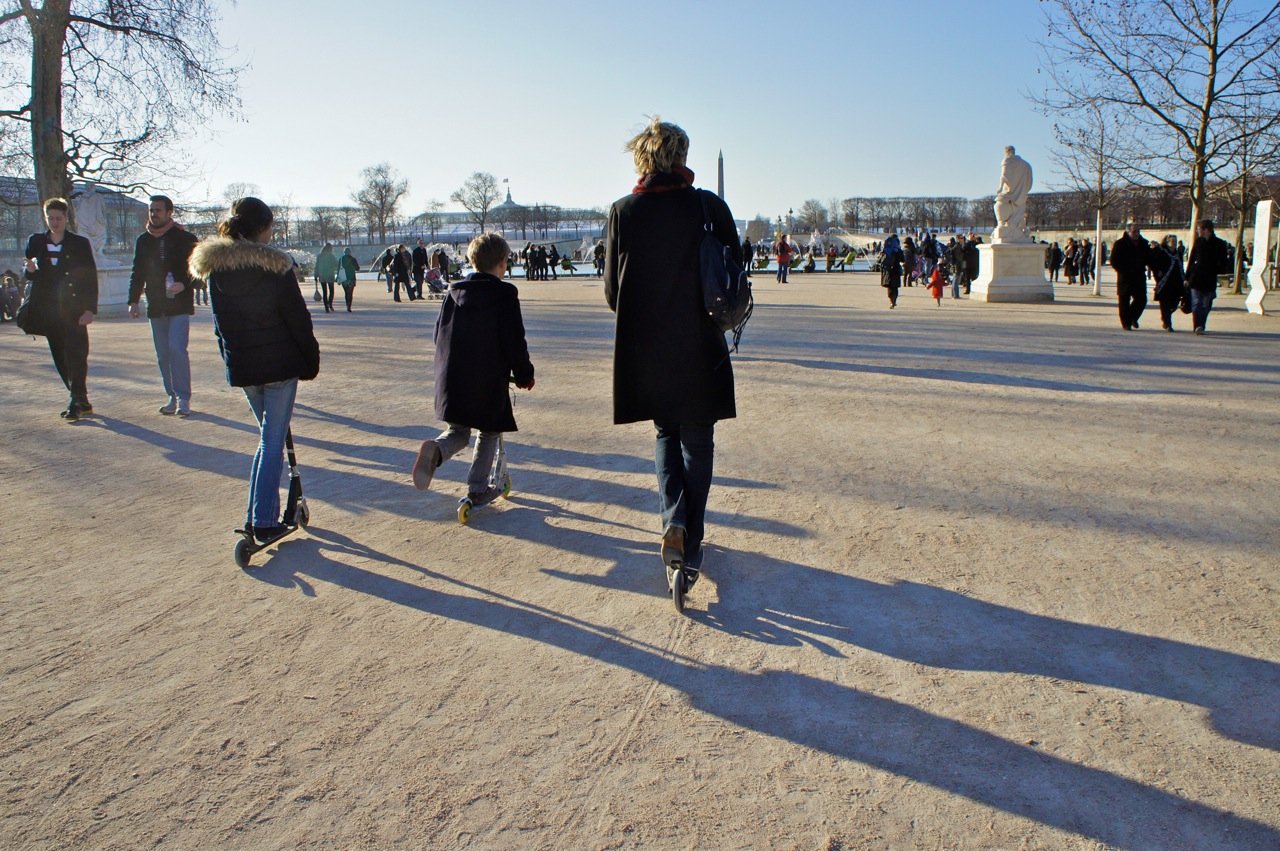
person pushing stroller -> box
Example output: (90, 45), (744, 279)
(412, 233), (535, 505)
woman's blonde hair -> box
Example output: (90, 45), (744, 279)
(625, 115), (689, 175)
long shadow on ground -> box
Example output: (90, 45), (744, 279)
(244, 535), (1279, 849)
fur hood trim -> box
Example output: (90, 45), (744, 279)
(189, 237), (294, 279)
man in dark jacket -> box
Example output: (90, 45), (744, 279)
(1185, 219), (1228, 335)
(1110, 222), (1152, 330)
(411, 239), (429, 300)
(128, 195), (200, 416)
(948, 236), (967, 298)
(963, 234), (980, 294)
(412, 233), (535, 504)
(24, 197), (98, 420)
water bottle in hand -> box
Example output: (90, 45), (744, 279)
(165, 272), (179, 299)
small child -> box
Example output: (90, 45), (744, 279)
(927, 263), (946, 305)
(412, 233), (535, 504)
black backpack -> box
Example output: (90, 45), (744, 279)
(697, 190), (752, 351)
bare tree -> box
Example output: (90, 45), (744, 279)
(352, 163), (408, 243)
(795, 199), (826, 232)
(450, 171), (502, 233)
(1035, 0), (1280, 243)
(1210, 95), (1280, 291)
(222, 182), (260, 209)
(336, 206), (359, 244)
(0, 1), (240, 211)
(312, 206), (342, 244)
(1046, 102), (1137, 292)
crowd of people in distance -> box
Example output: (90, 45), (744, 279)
(874, 230), (984, 308)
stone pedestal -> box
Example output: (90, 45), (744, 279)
(970, 242), (1054, 303)
(97, 266), (132, 317)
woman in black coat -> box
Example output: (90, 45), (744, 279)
(190, 197), (320, 542)
(1150, 235), (1185, 331)
(605, 116), (739, 582)
(23, 197), (98, 420)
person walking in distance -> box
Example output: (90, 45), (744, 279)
(1110, 221), (1151, 330)
(605, 116), (740, 583)
(338, 247), (360, 312)
(313, 242), (339, 314)
(23, 197), (99, 421)
(775, 234), (793, 283)
(1185, 219), (1229, 335)
(127, 195), (200, 415)
(412, 239), (429, 300)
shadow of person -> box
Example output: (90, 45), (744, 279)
(696, 553), (1279, 751)
(242, 543), (1278, 848)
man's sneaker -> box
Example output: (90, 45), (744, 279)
(159, 398), (177, 415)
(1194, 327), (1206, 335)
(176, 399), (191, 418)
(60, 402), (82, 421)
(412, 440), (442, 490)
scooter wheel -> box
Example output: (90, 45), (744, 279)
(234, 538), (252, 569)
(457, 499), (472, 525)
(669, 566), (686, 614)
(501, 475), (512, 499)
(296, 498), (310, 529)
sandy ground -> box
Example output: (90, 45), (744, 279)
(1, 269), (1278, 850)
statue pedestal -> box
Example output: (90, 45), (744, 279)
(97, 266), (132, 317)
(970, 242), (1054, 303)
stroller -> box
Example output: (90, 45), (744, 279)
(424, 267), (448, 299)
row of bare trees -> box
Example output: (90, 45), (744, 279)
(1035, 0), (1280, 291)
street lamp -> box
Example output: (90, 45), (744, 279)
(788, 208), (794, 232)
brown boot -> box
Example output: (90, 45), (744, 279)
(661, 525), (685, 568)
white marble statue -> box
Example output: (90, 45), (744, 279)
(992, 146), (1033, 244)
(73, 183), (110, 265)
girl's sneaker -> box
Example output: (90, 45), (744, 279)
(467, 485), (503, 507)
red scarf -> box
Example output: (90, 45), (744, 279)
(632, 166), (696, 194)
(146, 220), (184, 238)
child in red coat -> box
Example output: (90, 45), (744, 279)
(927, 263), (946, 305)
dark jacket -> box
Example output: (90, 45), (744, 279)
(412, 245), (429, 272)
(433, 272), (534, 433)
(1150, 246), (1184, 301)
(1110, 233), (1151, 287)
(24, 231), (98, 320)
(128, 226), (199, 317)
(1186, 234), (1228, 293)
(963, 240), (980, 282)
(605, 187), (738, 425)
(190, 238), (320, 388)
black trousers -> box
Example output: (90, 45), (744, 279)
(46, 318), (89, 403)
(1116, 277), (1147, 328)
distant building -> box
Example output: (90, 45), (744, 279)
(0, 177), (147, 253)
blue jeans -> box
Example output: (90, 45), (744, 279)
(1190, 288), (1215, 330)
(951, 268), (965, 299)
(776, 262), (789, 283)
(655, 421), (714, 569)
(243, 379), (298, 529)
(150, 313), (191, 403)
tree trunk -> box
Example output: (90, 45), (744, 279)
(1231, 173), (1248, 294)
(28, 1), (73, 218)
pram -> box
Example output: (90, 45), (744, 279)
(424, 267), (448, 299)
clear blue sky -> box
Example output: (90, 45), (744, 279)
(188, 0), (1062, 221)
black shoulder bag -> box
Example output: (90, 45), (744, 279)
(697, 190), (752, 351)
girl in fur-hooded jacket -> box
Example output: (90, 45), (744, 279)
(189, 238), (319, 387)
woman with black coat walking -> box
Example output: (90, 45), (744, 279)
(189, 197), (320, 543)
(605, 116), (739, 585)
(23, 197), (98, 420)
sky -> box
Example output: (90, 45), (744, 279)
(186, 0), (1065, 222)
